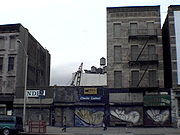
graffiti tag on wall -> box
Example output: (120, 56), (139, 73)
(146, 109), (169, 123)
(110, 109), (140, 124)
(75, 108), (104, 127)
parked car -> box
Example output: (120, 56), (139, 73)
(0, 115), (23, 135)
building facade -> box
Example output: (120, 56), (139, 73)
(162, 5), (180, 127)
(15, 86), (107, 127)
(107, 6), (164, 88)
(107, 6), (171, 127)
(0, 24), (50, 115)
(17, 86), (171, 127)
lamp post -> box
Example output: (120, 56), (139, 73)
(17, 39), (28, 130)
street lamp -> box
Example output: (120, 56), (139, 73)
(17, 39), (28, 130)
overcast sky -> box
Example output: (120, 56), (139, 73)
(1, 0), (180, 86)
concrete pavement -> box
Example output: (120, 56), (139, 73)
(20, 126), (180, 135)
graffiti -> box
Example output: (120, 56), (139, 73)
(110, 109), (140, 124)
(146, 109), (169, 123)
(75, 108), (104, 127)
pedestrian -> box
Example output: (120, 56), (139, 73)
(103, 114), (107, 131)
(62, 116), (67, 132)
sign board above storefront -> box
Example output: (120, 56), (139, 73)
(83, 88), (97, 95)
(26, 90), (46, 98)
(79, 96), (102, 101)
(144, 95), (170, 106)
(109, 93), (143, 103)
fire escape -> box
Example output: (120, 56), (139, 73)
(128, 29), (158, 88)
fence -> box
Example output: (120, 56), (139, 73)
(28, 120), (46, 133)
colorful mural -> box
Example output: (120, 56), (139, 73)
(75, 107), (104, 127)
(110, 107), (143, 126)
(144, 108), (170, 126)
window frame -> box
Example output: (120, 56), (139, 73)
(8, 57), (14, 71)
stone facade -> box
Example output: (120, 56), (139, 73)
(106, 6), (171, 127)
(107, 6), (164, 88)
(0, 24), (50, 115)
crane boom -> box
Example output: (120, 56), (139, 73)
(70, 62), (83, 86)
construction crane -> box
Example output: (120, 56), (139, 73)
(70, 62), (83, 86)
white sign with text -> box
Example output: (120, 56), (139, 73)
(26, 90), (46, 97)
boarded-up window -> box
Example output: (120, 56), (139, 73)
(172, 71), (177, 85)
(9, 37), (16, 50)
(147, 22), (155, 35)
(114, 71), (122, 88)
(131, 71), (139, 87)
(171, 47), (177, 60)
(178, 98), (180, 117)
(148, 45), (156, 60)
(113, 23), (121, 37)
(114, 46), (122, 62)
(149, 70), (157, 87)
(131, 45), (138, 61)
(0, 39), (4, 49)
(0, 77), (2, 92)
(130, 23), (137, 35)
(8, 57), (14, 71)
(172, 62), (177, 70)
(0, 57), (3, 71)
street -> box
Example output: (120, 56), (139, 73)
(19, 126), (180, 135)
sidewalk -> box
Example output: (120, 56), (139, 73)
(24, 126), (180, 135)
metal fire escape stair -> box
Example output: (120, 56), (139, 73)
(136, 38), (149, 61)
(134, 37), (150, 87)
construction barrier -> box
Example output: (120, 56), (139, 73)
(28, 120), (46, 133)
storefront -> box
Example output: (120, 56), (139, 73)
(143, 94), (171, 127)
(109, 89), (143, 127)
(75, 87), (106, 127)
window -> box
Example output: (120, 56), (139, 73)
(172, 71), (177, 85)
(147, 22), (155, 35)
(0, 39), (4, 50)
(131, 71), (139, 87)
(149, 70), (157, 87)
(0, 77), (2, 92)
(131, 45), (139, 61)
(178, 98), (180, 117)
(114, 46), (122, 62)
(148, 45), (156, 60)
(113, 23), (121, 37)
(130, 23), (138, 35)
(8, 57), (14, 71)
(172, 62), (177, 70)
(9, 37), (16, 50)
(171, 47), (177, 60)
(0, 57), (3, 72)
(114, 71), (122, 88)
